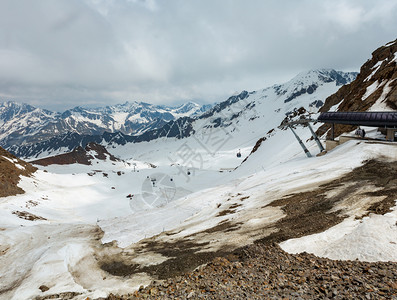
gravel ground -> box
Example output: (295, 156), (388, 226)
(100, 243), (397, 299)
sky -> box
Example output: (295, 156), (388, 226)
(0, 0), (396, 112)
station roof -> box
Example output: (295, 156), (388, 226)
(317, 111), (397, 127)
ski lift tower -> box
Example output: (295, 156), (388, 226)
(279, 118), (325, 157)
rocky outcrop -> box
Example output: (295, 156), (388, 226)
(318, 39), (397, 138)
(31, 142), (119, 166)
(199, 90), (250, 119)
(0, 147), (37, 197)
(105, 244), (397, 299)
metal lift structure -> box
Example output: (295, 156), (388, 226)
(283, 111), (397, 158)
(279, 119), (324, 158)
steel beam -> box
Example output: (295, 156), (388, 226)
(307, 123), (325, 152)
(288, 126), (312, 158)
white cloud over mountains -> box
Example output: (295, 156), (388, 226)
(0, 0), (396, 111)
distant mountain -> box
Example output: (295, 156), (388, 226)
(8, 117), (195, 159)
(0, 100), (211, 149)
(0, 101), (59, 147)
(317, 39), (397, 138)
(6, 69), (357, 159)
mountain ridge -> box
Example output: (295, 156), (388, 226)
(8, 69), (357, 160)
(0, 100), (211, 149)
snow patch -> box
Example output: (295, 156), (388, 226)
(14, 163), (25, 170)
(362, 80), (379, 101)
(280, 207), (397, 262)
(368, 79), (395, 111)
(1, 155), (17, 164)
(329, 100), (342, 112)
(392, 52), (397, 63)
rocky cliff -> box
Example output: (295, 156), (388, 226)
(318, 39), (397, 138)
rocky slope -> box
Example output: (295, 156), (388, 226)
(0, 146), (37, 197)
(30, 142), (120, 166)
(101, 244), (397, 300)
(318, 39), (397, 138)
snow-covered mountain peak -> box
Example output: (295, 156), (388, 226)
(173, 101), (200, 113)
(289, 69), (356, 87)
(109, 101), (148, 112)
(0, 101), (55, 118)
(271, 69), (358, 104)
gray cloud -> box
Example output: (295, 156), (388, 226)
(0, 0), (396, 111)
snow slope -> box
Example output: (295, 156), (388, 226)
(110, 69), (357, 171)
(3, 69), (397, 300)
(1, 129), (396, 299)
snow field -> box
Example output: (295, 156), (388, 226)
(1, 69), (396, 299)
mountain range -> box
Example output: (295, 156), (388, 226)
(0, 101), (211, 149)
(2, 69), (357, 159)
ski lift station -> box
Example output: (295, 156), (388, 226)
(282, 111), (397, 157)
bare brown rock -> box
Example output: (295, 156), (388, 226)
(0, 146), (37, 197)
(31, 142), (119, 166)
(100, 244), (397, 300)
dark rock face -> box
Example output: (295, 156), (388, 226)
(318, 39), (397, 138)
(318, 69), (356, 86)
(284, 84), (318, 103)
(7, 132), (102, 159)
(199, 91), (249, 119)
(134, 116), (195, 143)
(321, 39), (397, 112)
(309, 100), (324, 108)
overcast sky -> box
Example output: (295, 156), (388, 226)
(0, 0), (396, 111)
